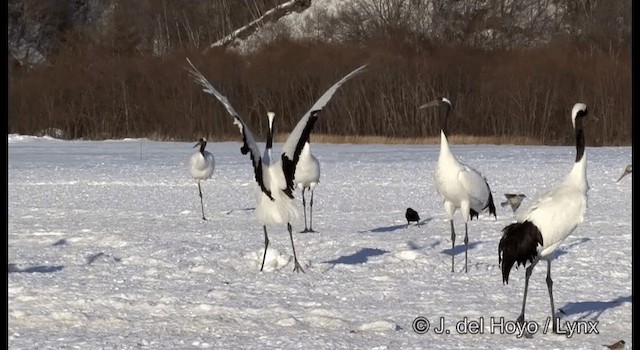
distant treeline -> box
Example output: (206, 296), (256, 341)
(8, 0), (631, 146)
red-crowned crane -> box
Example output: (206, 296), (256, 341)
(419, 97), (497, 273)
(189, 137), (215, 220)
(294, 141), (320, 233)
(187, 59), (367, 272)
(498, 103), (592, 333)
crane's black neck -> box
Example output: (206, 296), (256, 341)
(266, 118), (274, 150)
(439, 103), (451, 136)
(574, 116), (585, 163)
(199, 141), (207, 155)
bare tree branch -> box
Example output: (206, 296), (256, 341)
(203, 0), (311, 52)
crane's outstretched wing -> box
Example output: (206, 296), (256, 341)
(502, 193), (526, 212)
(281, 64), (368, 193)
(186, 58), (273, 199)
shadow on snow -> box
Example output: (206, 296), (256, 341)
(225, 207), (256, 215)
(558, 295), (631, 321)
(554, 237), (592, 258)
(52, 238), (67, 246)
(359, 217), (433, 233)
(8, 263), (64, 274)
(323, 248), (389, 266)
(440, 241), (484, 256)
(85, 252), (121, 265)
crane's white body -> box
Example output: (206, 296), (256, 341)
(294, 142), (320, 232)
(435, 131), (494, 223)
(516, 157), (588, 259)
(294, 142), (320, 191)
(255, 148), (298, 225)
(189, 138), (215, 220)
(189, 150), (215, 181)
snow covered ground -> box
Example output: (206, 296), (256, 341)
(8, 135), (632, 349)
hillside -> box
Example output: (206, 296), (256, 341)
(8, 0), (631, 145)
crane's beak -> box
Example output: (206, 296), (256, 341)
(193, 140), (202, 148)
(418, 99), (441, 110)
(617, 169), (631, 182)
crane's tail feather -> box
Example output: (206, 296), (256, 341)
(498, 221), (543, 284)
(487, 192), (497, 218)
(469, 192), (497, 220)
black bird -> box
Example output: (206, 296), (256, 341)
(405, 208), (420, 227)
(501, 193), (526, 213)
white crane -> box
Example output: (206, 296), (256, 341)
(187, 58), (367, 273)
(294, 142), (320, 233)
(616, 164), (632, 182)
(419, 97), (496, 273)
(189, 137), (215, 220)
(498, 103), (591, 333)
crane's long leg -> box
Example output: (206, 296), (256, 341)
(308, 188), (316, 233)
(464, 223), (469, 273)
(450, 220), (455, 273)
(517, 259), (539, 325)
(198, 181), (206, 220)
(546, 260), (557, 333)
(301, 188), (309, 233)
(260, 225), (270, 271)
(288, 223), (305, 273)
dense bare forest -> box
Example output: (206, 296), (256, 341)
(8, 0), (631, 145)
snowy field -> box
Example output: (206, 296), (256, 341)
(8, 135), (632, 349)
